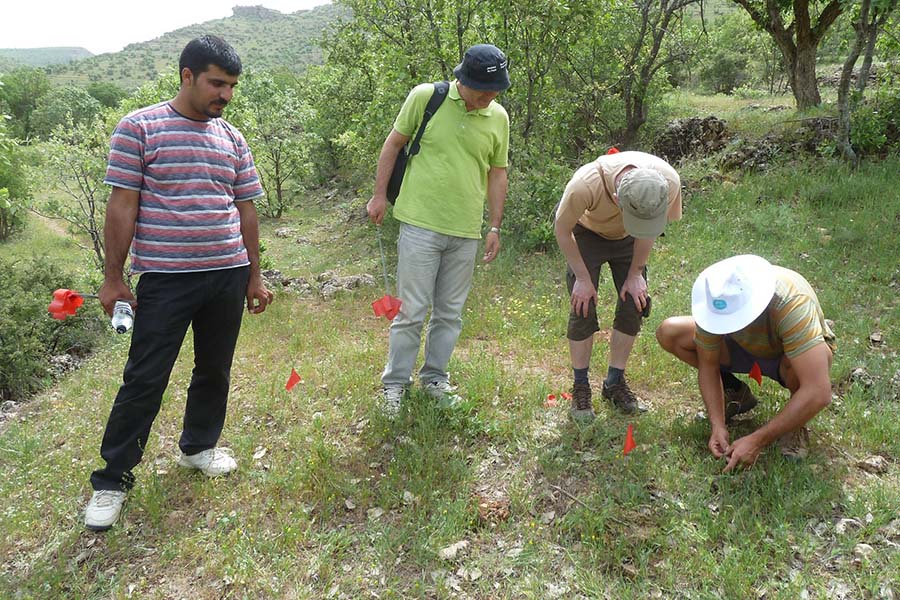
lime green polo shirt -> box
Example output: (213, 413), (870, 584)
(392, 81), (510, 239)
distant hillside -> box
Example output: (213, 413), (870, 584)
(46, 3), (349, 90)
(0, 47), (93, 69)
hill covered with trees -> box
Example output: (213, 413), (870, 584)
(0, 47), (93, 69)
(44, 3), (348, 90)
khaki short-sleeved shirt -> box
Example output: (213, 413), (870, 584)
(555, 151), (682, 239)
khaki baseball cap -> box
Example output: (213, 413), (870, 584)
(617, 168), (669, 239)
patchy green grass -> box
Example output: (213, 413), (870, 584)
(0, 211), (86, 270)
(665, 88), (839, 138)
(1, 155), (898, 598)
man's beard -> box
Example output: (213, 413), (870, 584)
(204, 102), (227, 118)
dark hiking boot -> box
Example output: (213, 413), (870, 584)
(724, 380), (759, 422)
(601, 378), (648, 414)
(777, 426), (810, 460)
(569, 383), (595, 424)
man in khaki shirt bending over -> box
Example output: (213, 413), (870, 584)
(555, 151), (682, 421)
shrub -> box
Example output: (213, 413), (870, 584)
(505, 158), (573, 252)
(0, 256), (106, 402)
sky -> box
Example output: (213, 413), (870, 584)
(0, 0), (331, 55)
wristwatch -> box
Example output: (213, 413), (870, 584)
(488, 226), (501, 234)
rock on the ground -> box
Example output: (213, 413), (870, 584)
(438, 540), (469, 560)
(653, 116), (728, 163)
(849, 367), (875, 388)
(857, 455), (888, 474)
(49, 354), (81, 375)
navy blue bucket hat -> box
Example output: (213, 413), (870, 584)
(453, 44), (510, 92)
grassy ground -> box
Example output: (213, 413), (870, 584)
(1, 154), (898, 598)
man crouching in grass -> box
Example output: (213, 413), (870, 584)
(656, 254), (835, 472)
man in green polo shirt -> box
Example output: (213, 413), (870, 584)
(367, 44), (511, 418)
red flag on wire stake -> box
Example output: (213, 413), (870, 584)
(623, 423), (637, 455)
(48, 289), (85, 320)
(285, 368), (302, 391)
(607, 147), (620, 154)
(372, 295), (402, 320)
(372, 225), (403, 321)
(749, 361), (763, 386)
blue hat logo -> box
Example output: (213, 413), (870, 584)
(712, 298), (728, 310)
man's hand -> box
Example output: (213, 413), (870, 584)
(571, 278), (598, 318)
(619, 272), (648, 312)
(723, 433), (764, 472)
(367, 194), (388, 225)
(246, 275), (274, 314)
(483, 230), (500, 263)
(99, 278), (135, 317)
(708, 425), (729, 459)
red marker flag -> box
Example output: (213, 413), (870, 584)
(623, 423), (636, 455)
(285, 368), (302, 391)
(606, 147), (620, 154)
(749, 361), (762, 386)
(372, 294), (402, 321)
(48, 289), (85, 320)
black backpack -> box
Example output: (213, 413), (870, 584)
(387, 81), (450, 204)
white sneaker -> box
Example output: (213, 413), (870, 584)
(85, 490), (127, 531)
(424, 380), (462, 406)
(381, 387), (404, 419)
(177, 447), (237, 477)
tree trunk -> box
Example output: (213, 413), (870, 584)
(836, 0), (898, 165)
(835, 0), (868, 167)
(792, 43), (821, 109)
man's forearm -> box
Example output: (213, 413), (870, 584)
(554, 221), (590, 280)
(698, 362), (727, 429)
(486, 168), (507, 228)
(752, 385), (831, 447)
(373, 130), (409, 197)
(104, 191), (139, 280)
(628, 237), (654, 277)
(237, 200), (262, 276)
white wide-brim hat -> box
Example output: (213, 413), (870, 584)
(691, 254), (776, 335)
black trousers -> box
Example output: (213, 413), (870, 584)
(90, 266), (249, 491)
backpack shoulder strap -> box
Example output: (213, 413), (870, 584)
(409, 80), (450, 156)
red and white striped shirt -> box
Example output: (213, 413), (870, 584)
(104, 101), (263, 273)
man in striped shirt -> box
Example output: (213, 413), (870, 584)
(85, 36), (273, 531)
(656, 255), (835, 471)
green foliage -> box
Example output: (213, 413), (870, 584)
(117, 68), (180, 113)
(0, 67), (51, 139)
(850, 103), (888, 153)
(30, 85), (103, 139)
(228, 71), (327, 218)
(0, 255), (105, 402)
(86, 82), (128, 108)
(0, 117), (30, 240)
(258, 239), (275, 270)
(695, 11), (784, 95)
(33, 115), (111, 267)
(848, 63), (900, 155)
(504, 156), (573, 251)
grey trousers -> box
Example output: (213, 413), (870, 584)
(382, 223), (478, 388)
